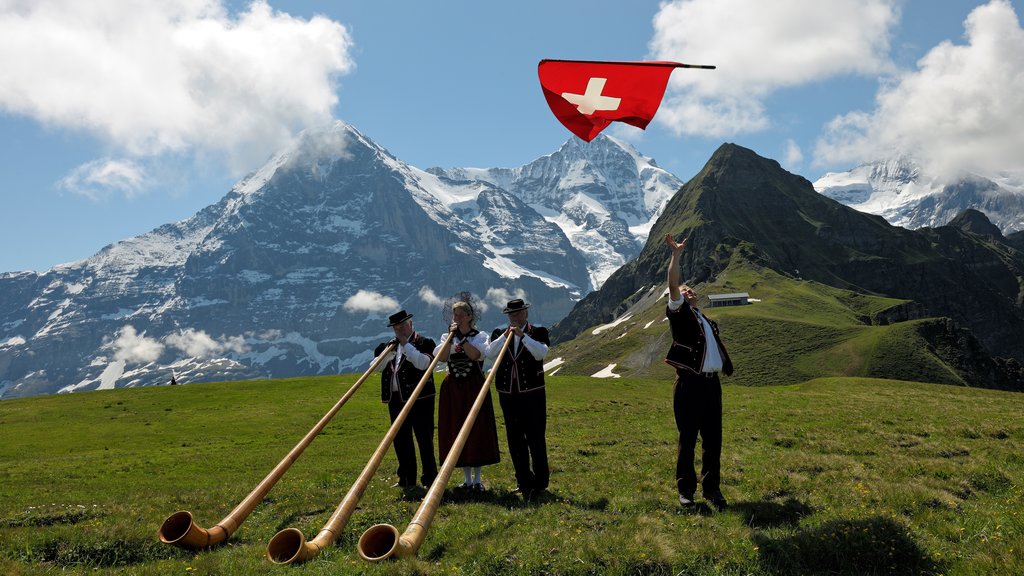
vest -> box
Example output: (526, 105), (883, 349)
(376, 333), (436, 403)
(664, 303), (734, 377)
(490, 325), (549, 394)
(447, 329), (484, 379)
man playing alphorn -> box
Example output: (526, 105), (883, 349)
(374, 310), (438, 489)
(486, 298), (550, 499)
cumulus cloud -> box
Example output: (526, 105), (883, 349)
(649, 0), (899, 136)
(814, 0), (1024, 178)
(419, 286), (444, 308)
(343, 290), (399, 313)
(474, 299), (490, 314)
(783, 139), (804, 170)
(112, 325), (164, 364)
(58, 158), (147, 200)
(0, 0), (355, 186)
(486, 287), (527, 310)
(165, 328), (249, 359)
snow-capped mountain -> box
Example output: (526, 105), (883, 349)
(814, 157), (1024, 234)
(0, 121), (681, 399)
(430, 135), (683, 289)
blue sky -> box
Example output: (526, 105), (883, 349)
(1, 0), (1021, 273)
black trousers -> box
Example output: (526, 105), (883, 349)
(673, 373), (722, 498)
(388, 395), (438, 486)
(498, 389), (549, 492)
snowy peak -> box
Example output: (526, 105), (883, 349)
(429, 134), (683, 288)
(1, 121), (682, 398)
(814, 157), (1024, 234)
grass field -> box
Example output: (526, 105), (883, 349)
(547, 260), (988, 393)
(1, 373), (1021, 575)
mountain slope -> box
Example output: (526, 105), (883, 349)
(431, 135), (683, 289)
(550, 143), (1024, 389)
(0, 122), (676, 399)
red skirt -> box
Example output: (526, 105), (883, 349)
(438, 369), (500, 467)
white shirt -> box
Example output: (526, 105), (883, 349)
(383, 339), (432, 392)
(434, 330), (489, 358)
(485, 330), (548, 360)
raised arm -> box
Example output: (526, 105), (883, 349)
(665, 233), (688, 302)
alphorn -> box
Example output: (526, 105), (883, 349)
(158, 341), (397, 549)
(357, 328), (514, 561)
(266, 330), (456, 564)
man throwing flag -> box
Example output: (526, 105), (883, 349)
(664, 234), (733, 510)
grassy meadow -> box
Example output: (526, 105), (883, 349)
(1, 373), (1021, 575)
(550, 260), (983, 392)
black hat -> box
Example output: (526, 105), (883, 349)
(387, 310), (413, 326)
(502, 299), (530, 314)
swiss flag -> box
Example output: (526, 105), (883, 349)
(538, 59), (713, 142)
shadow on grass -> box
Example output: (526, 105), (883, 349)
(415, 487), (608, 512)
(753, 516), (943, 576)
(11, 537), (179, 568)
(734, 497), (814, 528)
(2, 507), (105, 528)
(272, 505), (334, 532)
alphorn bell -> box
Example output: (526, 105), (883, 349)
(357, 328), (514, 561)
(158, 341), (397, 549)
(266, 330), (456, 564)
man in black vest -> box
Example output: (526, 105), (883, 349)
(664, 234), (734, 510)
(486, 298), (550, 499)
(374, 310), (438, 488)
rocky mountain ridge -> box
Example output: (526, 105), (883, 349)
(552, 144), (1024, 390)
(0, 121), (678, 399)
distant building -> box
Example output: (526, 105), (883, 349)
(708, 292), (750, 307)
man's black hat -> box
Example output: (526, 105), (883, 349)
(502, 299), (530, 314)
(387, 310), (413, 326)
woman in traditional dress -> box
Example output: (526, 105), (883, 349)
(434, 300), (500, 490)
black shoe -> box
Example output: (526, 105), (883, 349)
(705, 494), (728, 510)
(679, 494), (696, 507)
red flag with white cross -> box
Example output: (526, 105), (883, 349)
(537, 59), (715, 142)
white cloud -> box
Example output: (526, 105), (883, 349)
(649, 0), (899, 136)
(486, 287), (526, 310)
(419, 286), (444, 308)
(783, 139), (804, 170)
(814, 0), (1024, 178)
(0, 0), (355, 183)
(112, 325), (164, 364)
(58, 158), (147, 201)
(474, 299), (490, 314)
(343, 290), (398, 313)
(165, 328), (249, 358)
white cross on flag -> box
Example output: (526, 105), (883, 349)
(538, 59), (714, 142)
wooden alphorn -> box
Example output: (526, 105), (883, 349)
(357, 328), (513, 561)
(158, 341), (397, 549)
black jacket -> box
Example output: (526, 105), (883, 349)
(375, 333), (436, 403)
(664, 302), (734, 377)
(490, 325), (549, 394)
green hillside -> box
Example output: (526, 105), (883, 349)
(546, 259), (986, 390)
(552, 144), (1024, 391)
(1, 374), (1021, 575)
